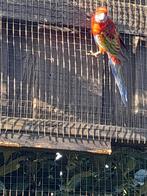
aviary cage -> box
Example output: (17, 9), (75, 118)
(0, 0), (147, 151)
(0, 0), (147, 195)
(0, 146), (147, 195)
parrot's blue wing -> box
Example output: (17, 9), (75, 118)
(109, 58), (128, 106)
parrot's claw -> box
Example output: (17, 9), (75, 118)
(87, 50), (100, 57)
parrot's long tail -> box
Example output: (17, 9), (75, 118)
(108, 56), (128, 106)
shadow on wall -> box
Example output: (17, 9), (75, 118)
(0, 6), (147, 130)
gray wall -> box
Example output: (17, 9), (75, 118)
(0, 0), (147, 143)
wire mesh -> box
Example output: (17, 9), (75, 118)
(0, 0), (147, 143)
(0, 146), (146, 195)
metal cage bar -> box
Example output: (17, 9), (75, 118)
(0, 0), (147, 147)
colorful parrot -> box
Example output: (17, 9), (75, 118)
(89, 7), (128, 106)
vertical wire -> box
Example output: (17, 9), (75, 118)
(35, 152), (37, 195)
(111, 0), (118, 142)
(116, 0), (120, 127)
(104, 159), (106, 194)
(37, 0), (40, 135)
(12, 1), (15, 133)
(120, 0), (124, 118)
(61, 0), (66, 138)
(134, 0), (137, 137)
(132, 148), (135, 194)
(91, 160), (94, 195)
(50, 0), (54, 138)
(27, 0), (29, 120)
(108, 0), (112, 126)
(12, 1), (16, 118)
(85, 156), (88, 195)
(10, 153), (12, 196)
(0, 1), (2, 135)
(116, 155), (119, 195)
(97, 0), (101, 128)
(79, 160), (82, 196)
(54, 153), (57, 195)
(123, 0), (126, 124)
(93, 0), (101, 140)
(28, 155), (32, 196)
(72, 2), (78, 138)
(16, 152), (19, 196)
(115, 0), (119, 140)
(133, 0), (138, 143)
(28, 156), (31, 196)
(143, 22), (147, 143)
(41, 159), (43, 195)
(118, 0), (123, 128)
(22, 150), (25, 196)
(107, 0), (112, 142)
(131, 0), (134, 142)
(55, 0), (60, 138)
(79, 0), (83, 140)
(3, 148), (6, 195)
(43, 0), (47, 136)
(73, 154), (76, 196)
(65, 0), (69, 137)
(38, 1), (41, 122)
(66, 0), (71, 139)
(60, 155), (63, 196)
(48, 152), (51, 195)
(139, 0), (146, 143)
(121, 0), (126, 143)
(95, 156), (98, 194)
(30, 0), (34, 133)
(25, 0), (28, 120)
(121, 149), (124, 195)
(128, 0), (133, 143)
(132, 0), (140, 143)
(90, 1), (96, 141)
(84, 0), (89, 140)
(35, 152), (38, 195)
(6, 0), (9, 131)
(20, 0), (23, 119)
(79, 0), (82, 138)
(109, 160), (113, 194)
(138, 148), (141, 195)
(134, 0), (138, 142)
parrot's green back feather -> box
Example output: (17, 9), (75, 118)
(100, 32), (120, 56)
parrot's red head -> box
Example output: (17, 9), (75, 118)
(94, 7), (108, 23)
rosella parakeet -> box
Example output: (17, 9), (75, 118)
(89, 7), (128, 106)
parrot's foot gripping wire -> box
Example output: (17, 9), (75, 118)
(87, 50), (101, 57)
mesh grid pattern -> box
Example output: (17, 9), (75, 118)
(0, 1), (147, 143)
(0, 147), (146, 195)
